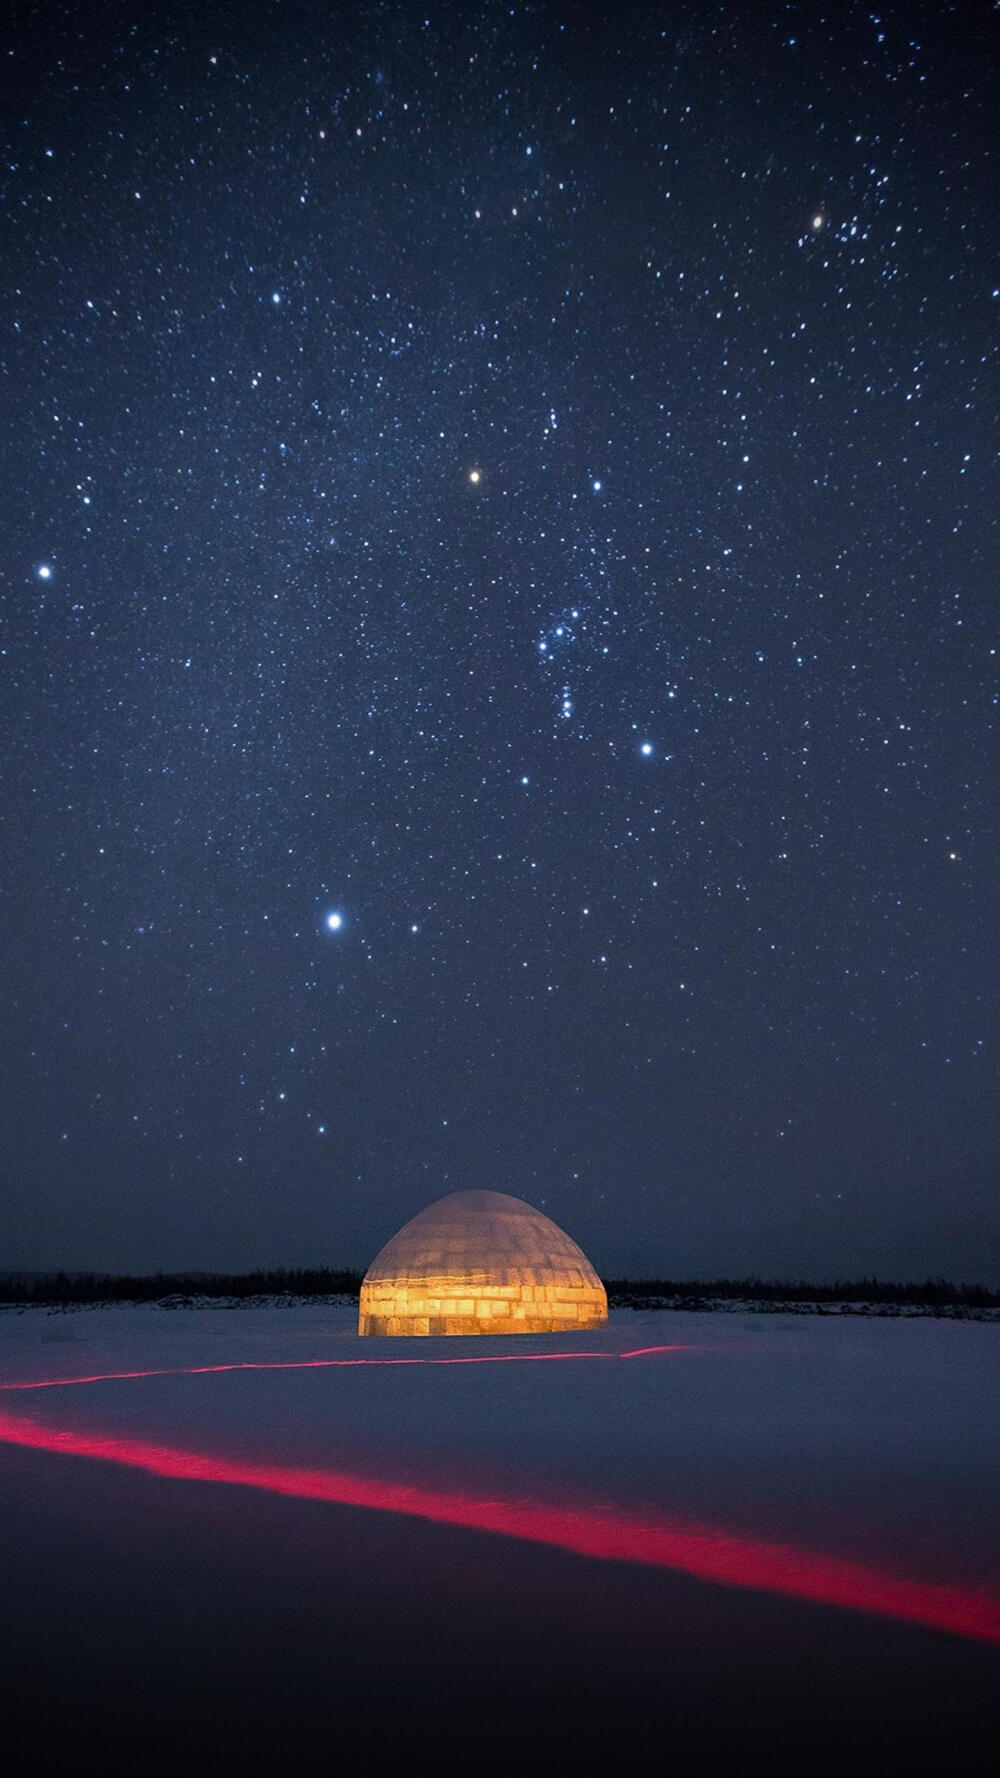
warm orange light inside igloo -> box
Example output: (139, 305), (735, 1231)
(358, 1190), (607, 1336)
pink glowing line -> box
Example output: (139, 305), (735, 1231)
(0, 1346), (687, 1394)
(618, 1345), (686, 1358)
(0, 1406), (996, 1646)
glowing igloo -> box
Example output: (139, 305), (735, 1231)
(358, 1189), (607, 1336)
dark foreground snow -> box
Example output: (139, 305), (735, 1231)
(1, 1305), (997, 1774)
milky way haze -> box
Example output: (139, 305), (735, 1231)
(3, 0), (997, 1279)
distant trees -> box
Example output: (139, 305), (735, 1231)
(603, 1275), (1000, 1311)
(0, 1268), (997, 1312)
(0, 1267), (363, 1307)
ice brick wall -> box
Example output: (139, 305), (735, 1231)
(358, 1190), (608, 1336)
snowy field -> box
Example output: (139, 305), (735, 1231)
(1, 1303), (997, 1773)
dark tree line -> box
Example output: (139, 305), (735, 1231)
(604, 1276), (1000, 1309)
(0, 1267), (363, 1306)
(0, 1268), (996, 1309)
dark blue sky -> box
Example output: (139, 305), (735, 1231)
(3, 0), (997, 1279)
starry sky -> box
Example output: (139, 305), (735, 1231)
(3, 0), (998, 1281)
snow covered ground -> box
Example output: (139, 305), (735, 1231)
(1, 1303), (997, 1772)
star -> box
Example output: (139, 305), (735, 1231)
(468, 468), (482, 484)
(640, 742), (654, 757)
(325, 911), (344, 931)
(37, 564), (53, 580)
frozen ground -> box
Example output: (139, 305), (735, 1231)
(1, 1303), (997, 1773)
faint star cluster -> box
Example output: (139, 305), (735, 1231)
(1, 0), (997, 1280)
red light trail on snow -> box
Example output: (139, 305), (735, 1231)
(0, 1344), (686, 1393)
(0, 1401), (996, 1645)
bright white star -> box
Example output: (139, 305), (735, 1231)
(37, 564), (53, 580)
(326, 911), (344, 931)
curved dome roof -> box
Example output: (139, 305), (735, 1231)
(359, 1189), (607, 1337)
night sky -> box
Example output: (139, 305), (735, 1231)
(3, 0), (997, 1281)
